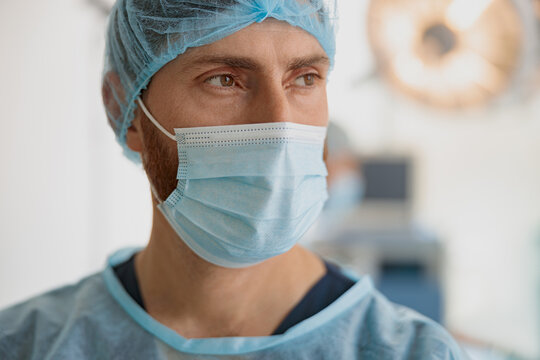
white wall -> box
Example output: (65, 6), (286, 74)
(0, 0), (538, 358)
(0, 0), (151, 307)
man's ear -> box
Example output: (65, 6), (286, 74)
(126, 115), (144, 153)
(102, 71), (143, 153)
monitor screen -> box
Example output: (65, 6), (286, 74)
(362, 159), (409, 201)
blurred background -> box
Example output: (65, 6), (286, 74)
(0, 0), (539, 358)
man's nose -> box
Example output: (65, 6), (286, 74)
(253, 80), (292, 124)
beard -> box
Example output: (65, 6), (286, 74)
(139, 116), (179, 203)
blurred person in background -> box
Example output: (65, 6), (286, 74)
(322, 122), (365, 230)
(302, 121), (364, 245)
(0, 1), (468, 358)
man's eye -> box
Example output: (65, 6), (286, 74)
(294, 74), (317, 87)
(206, 75), (236, 87)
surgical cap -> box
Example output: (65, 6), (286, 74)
(102, 0), (337, 163)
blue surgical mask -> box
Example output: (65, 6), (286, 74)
(137, 98), (328, 268)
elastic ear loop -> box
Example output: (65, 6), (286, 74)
(146, 179), (164, 204)
(136, 96), (172, 204)
(136, 96), (176, 141)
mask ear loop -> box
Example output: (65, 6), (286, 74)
(136, 96), (173, 204)
(136, 96), (176, 141)
(149, 182), (164, 204)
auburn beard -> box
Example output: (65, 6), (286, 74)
(139, 116), (179, 203)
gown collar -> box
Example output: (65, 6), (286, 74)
(102, 247), (374, 356)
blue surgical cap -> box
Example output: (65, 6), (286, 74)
(102, 0), (337, 163)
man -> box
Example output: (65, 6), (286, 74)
(0, 1), (468, 358)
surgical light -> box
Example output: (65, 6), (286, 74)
(367, 0), (537, 108)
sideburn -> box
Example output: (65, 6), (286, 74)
(140, 117), (179, 202)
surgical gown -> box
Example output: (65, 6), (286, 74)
(0, 248), (469, 359)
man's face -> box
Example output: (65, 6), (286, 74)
(132, 19), (330, 201)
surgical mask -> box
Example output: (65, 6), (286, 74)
(137, 97), (328, 268)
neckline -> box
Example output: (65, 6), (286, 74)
(102, 247), (374, 356)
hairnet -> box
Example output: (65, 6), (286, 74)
(102, 0), (337, 163)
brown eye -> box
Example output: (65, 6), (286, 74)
(220, 75), (235, 87)
(304, 74), (315, 86)
(294, 74), (316, 87)
(206, 74), (236, 87)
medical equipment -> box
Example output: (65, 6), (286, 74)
(138, 97), (328, 267)
(367, 0), (538, 108)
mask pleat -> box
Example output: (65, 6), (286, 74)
(158, 122), (328, 268)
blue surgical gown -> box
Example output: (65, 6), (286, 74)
(0, 248), (469, 359)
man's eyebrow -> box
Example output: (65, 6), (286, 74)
(188, 55), (260, 71)
(186, 54), (330, 71)
(287, 55), (330, 71)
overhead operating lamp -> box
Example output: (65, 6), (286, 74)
(367, 0), (538, 108)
